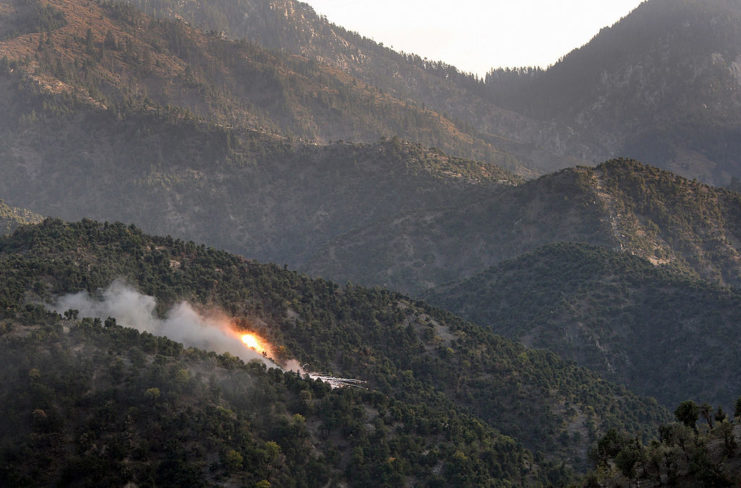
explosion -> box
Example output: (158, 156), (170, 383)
(51, 281), (364, 388)
(240, 332), (267, 355)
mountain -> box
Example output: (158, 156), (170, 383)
(4, 0), (740, 296)
(0, 0), (527, 173)
(0, 200), (42, 235)
(1, 303), (550, 487)
(307, 159), (741, 294)
(0, 0), (538, 272)
(114, 0), (579, 173)
(424, 242), (741, 409)
(12, 0), (739, 184)
(116, 0), (741, 184)
(486, 0), (741, 185)
(0, 218), (672, 475)
(0, 2), (734, 483)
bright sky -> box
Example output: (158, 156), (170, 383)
(302, 0), (645, 76)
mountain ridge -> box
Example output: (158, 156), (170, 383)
(117, 0), (741, 183)
(113, 0), (583, 173)
(306, 159), (741, 294)
(486, 0), (741, 184)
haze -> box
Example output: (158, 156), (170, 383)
(302, 0), (645, 76)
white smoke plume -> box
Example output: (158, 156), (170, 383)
(51, 280), (277, 368)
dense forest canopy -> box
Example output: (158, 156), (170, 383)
(0, 219), (672, 480)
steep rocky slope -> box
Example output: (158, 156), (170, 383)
(0, 0), (527, 267)
(3, 0), (739, 297)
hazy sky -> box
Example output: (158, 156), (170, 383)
(302, 0), (645, 76)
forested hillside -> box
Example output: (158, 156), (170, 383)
(1, 310), (552, 487)
(3, 0), (740, 296)
(0, 78), (514, 266)
(1, 0), (740, 484)
(425, 243), (741, 409)
(0, 0), (531, 271)
(307, 159), (741, 294)
(0, 219), (671, 475)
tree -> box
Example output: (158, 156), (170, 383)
(104, 30), (117, 50)
(85, 28), (94, 54)
(699, 402), (713, 429)
(595, 428), (626, 466)
(735, 397), (741, 419)
(225, 449), (243, 472)
(714, 406), (727, 424)
(674, 400), (699, 432)
(718, 421), (737, 456)
(614, 439), (644, 478)
(64, 309), (79, 320)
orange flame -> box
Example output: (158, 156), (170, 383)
(240, 332), (267, 355)
(225, 321), (273, 359)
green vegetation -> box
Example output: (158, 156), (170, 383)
(0, 0), (67, 40)
(424, 242), (741, 408)
(0, 219), (671, 476)
(308, 159), (741, 294)
(0, 1), (738, 484)
(584, 399), (741, 487)
(0, 312), (547, 487)
(0, 200), (43, 235)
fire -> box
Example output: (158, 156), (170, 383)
(240, 332), (266, 354)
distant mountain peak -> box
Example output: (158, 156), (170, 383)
(485, 0), (741, 184)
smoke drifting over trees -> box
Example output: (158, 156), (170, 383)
(52, 280), (276, 367)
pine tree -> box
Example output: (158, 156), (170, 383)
(675, 400), (699, 432)
(104, 30), (117, 50)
